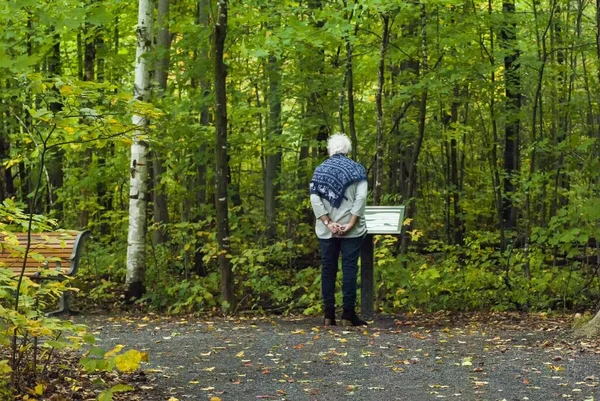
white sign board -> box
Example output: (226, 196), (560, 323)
(364, 206), (405, 234)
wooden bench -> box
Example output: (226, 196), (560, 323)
(0, 230), (91, 315)
(360, 206), (406, 319)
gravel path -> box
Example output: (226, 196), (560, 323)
(77, 313), (600, 401)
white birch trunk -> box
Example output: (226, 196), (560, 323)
(125, 0), (153, 297)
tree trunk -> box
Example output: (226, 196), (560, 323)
(265, 53), (282, 241)
(84, 22), (95, 82)
(152, 0), (171, 246)
(0, 90), (15, 201)
(125, 0), (154, 300)
(501, 0), (521, 230)
(196, 0), (210, 209)
(449, 84), (464, 245)
(346, 35), (357, 160)
(374, 14), (390, 206)
(94, 24), (112, 234)
(550, 5), (570, 216)
(46, 28), (64, 217)
(214, 0), (234, 314)
(79, 13), (97, 228)
(400, 3), (428, 256)
(577, 0), (600, 340)
(77, 32), (84, 80)
(486, 0), (506, 250)
(597, 0), (600, 144)
(96, 29), (105, 82)
(298, 0), (327, 192)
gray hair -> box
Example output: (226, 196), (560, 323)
(327, 133), (352, 156)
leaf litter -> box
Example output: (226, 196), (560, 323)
(16, 312), (599, 400)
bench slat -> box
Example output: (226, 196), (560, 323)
(0, 259), (70, 265)
(2, 243), (76, 248)
(0, 231), (82, 279)
(4, 268), (70, 276)
(1, 230), (90, 314)
(0, 253), (71, 258)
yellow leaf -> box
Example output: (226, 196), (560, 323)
(210, 397), (222, 401)
(114, 349), (146, 373)
(4, 158), (21, 169)
(0, 360), (12, 375)
(168, 398), (179, 401)
(34, 383), (44, 395)
(59, 85), (73, 96)
(407, 229), (423, 241)
(236, 351), (245, 358)
(104, 344), (124, 358)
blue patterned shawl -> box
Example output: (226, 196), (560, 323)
(309, 154), (367, 208)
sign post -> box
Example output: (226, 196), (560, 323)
(360, 206), (405, 320)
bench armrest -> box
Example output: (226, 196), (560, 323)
(66, 230), (91, 276)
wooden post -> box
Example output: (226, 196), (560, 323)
(360, 233), (374, 320)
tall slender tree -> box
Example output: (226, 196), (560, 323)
(501, 0), (521, 230)
(264, 49), (282, 241)
(125, 0), (153, 300)
(152, 0), (171, 246)
(214, 0), (234, 313)
(401, 2), (428, 255)
(374, 13), (390, 205)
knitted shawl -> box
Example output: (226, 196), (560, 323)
(309, 154), (367, 208)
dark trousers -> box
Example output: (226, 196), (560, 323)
(318, 235), (365, 311)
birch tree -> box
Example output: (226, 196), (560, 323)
(125, 0), (153, 300)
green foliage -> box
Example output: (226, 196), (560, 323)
(4, 0), (600, 324)
(80, 345), (146, 374)
(0, 200), (145, 400)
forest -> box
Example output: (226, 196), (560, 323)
(5, 0), (600, 396)
(3, 0), (600, 336)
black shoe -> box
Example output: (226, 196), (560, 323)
(324, 308), (336, 326)
(341, 309), (367, 327)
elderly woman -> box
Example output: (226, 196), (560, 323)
(309, 133), (368, 326)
